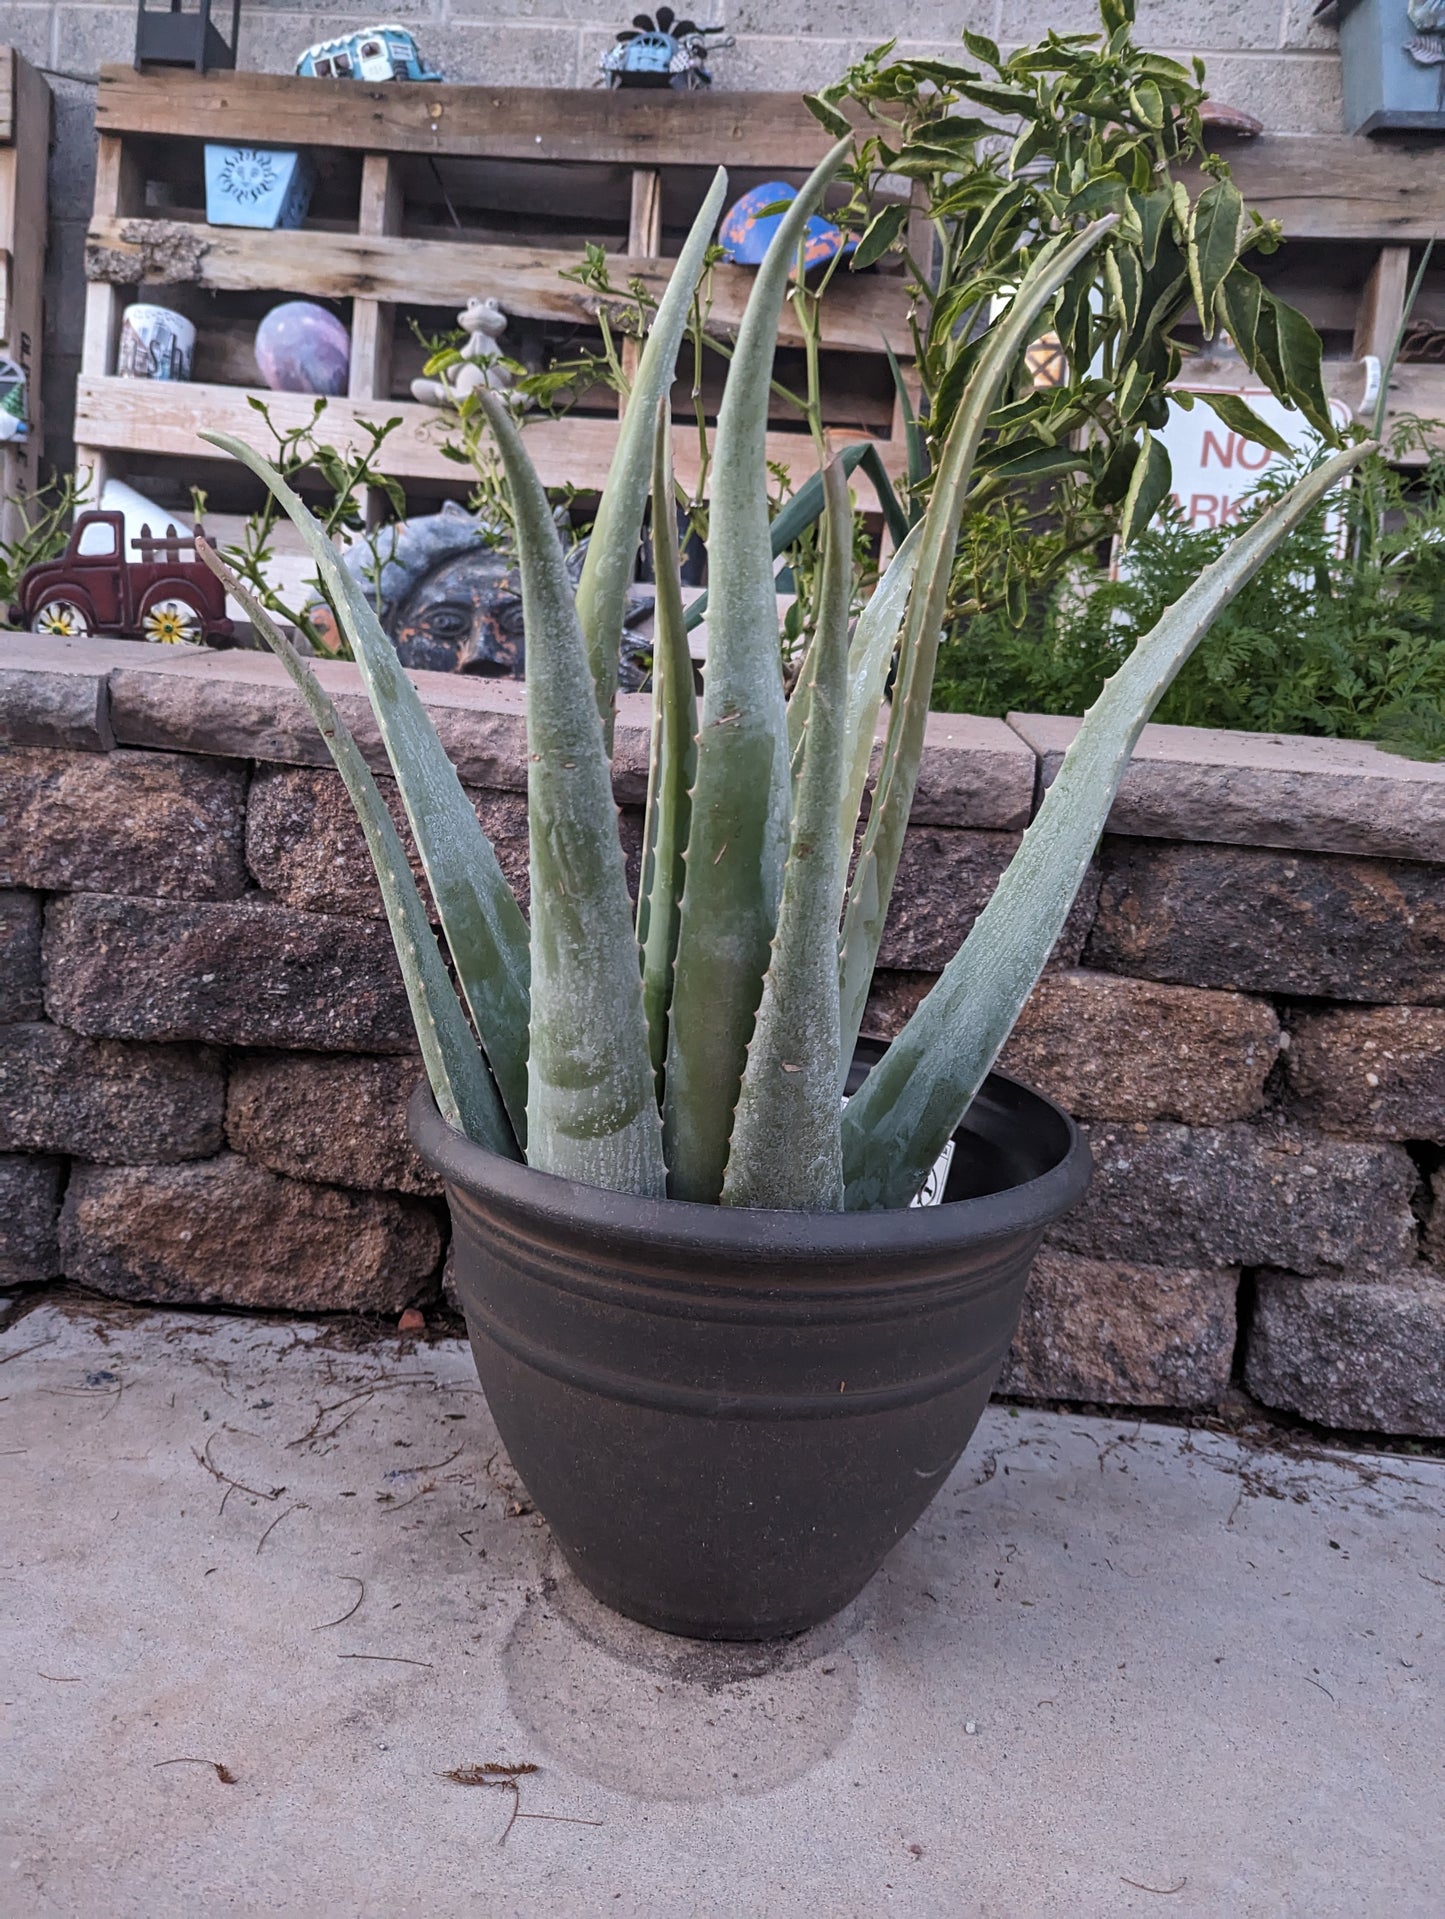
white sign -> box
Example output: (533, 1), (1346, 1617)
(1157, 385), (1353, 533)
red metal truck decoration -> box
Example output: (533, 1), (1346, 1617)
(12, 512), (233, 645)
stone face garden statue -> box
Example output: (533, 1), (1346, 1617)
(305, 502), (655, 684)
(307, 502), (655, 684)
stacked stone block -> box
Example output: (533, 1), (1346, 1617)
(0, 734), (449, 1315)
(2, 636), (1442, 1437)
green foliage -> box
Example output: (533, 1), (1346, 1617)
(194, 397), (404, 660)
(0, 470), (89, 612)
(934, 431), (1445, 761)
(842, 440), (1371, 1211)
(202, 427), (533, 1145)
(809, 1), (1335, 624)
(663, 138), (852, 1205)
(198, 540), (517, 1156)
(479, 391), (666, 1195)
(207, 25), (1363, 1218)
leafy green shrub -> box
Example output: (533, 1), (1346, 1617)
(0, 471), (89, 615)
(199, 149), (1369, 1211)
(934, 431), (1445, 760)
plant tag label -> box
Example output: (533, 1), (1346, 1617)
(911, 1138), (956, 1208)
(842, 1091), (956, 1206)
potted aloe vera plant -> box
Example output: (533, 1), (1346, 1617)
(200, 146), (1367, 1642)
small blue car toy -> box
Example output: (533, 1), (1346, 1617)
(600, 9), (732, 90)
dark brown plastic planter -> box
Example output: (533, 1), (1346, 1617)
(410, 1056), (1090, 1641)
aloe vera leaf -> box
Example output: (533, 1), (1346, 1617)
(841, 440), (1374, 1212)
(786, 618), (819, 776)
(478, 392), (667, 1197)
(682, 443), (879, 631)
(199, 430), (532, 1144)
(575, 166), (730, 749)
(835, 216), (1118, 1070)
(837, 519), (925, 884)
(637, 403), (698, 1089)
(885, 341), (930, 495)
(852, 442), (912, 552)
(198, 543), (517, 1158)
(721, 458), (853, 1212)
(662, 135), (853, 1204)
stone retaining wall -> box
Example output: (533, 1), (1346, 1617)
(3, 633), (1444, 1438)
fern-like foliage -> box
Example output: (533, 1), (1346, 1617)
(935, 430), (1445, 761)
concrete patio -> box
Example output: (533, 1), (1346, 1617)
(2, 1296), (1440, 1918)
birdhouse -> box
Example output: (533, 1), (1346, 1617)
(204, 145), (315, 229)
(1323, 0), (1445, 133)
(133, 0), (242, 74)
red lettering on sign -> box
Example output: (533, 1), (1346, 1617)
(1189, 494), (1219, 527)
(1201, 430), (1234, 469)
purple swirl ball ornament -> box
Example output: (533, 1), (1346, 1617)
(254, 301), (351, 397)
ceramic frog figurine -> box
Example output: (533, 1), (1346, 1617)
(411, 297), (516, 407)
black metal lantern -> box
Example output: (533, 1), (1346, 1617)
(134, 0), (242, 73)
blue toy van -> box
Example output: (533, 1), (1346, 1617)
(295, 25), (442, 83)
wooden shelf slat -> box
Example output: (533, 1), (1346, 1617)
(95, 67), (848, 170)
(84, 216), (913, 357)
(72, 376), (907, 505)
(93, 70), (1445, 241)
(1176, 134), (1445, 243)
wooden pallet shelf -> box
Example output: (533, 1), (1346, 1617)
(0, 49), (51, 545)
(73, 374), (906, 501)
(78, 66), (917, 518)
(76, 65), (1445, 517)
(83, 217), (915, 358)
(93, 66), (852, 170)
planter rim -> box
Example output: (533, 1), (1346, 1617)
(409, 1069), (1091, 1266)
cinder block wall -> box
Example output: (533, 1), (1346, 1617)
(3, 635), (1444, 1439)
(0, 0), (1343, 474)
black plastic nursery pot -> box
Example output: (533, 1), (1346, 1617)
(410, 1055), (1091, 1641)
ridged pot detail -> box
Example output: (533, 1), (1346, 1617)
(410, 1064), (1090, 1640)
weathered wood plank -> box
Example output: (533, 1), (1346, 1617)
(1178, 135), (1445, 242)
(84, 216), (914, 356)
(349, 154), (402, 405)
(72, 375), (907, 504)
(1353, 246), (1411, 362)
(0, 47), (14, 147)
(92, 71), (1445, 238)
(95, 66), (846, 169)
(0, 51), (49, 543)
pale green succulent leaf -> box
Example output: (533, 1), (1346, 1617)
(836, 215), (1119, 1073)
(198, 542), (516, 1158)
(637, 404), (698, 1091)
(841, 440), (1375, 1211)
(478, 392), (667, 1198)
(722, 458), (853, 1212)
(663, 135), (853, 1204)
(838, 519), (925, 884)
(574, 167), (730, 749)
(198, 430), (532, 1144)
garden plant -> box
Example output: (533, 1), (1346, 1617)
(197, 137), (1368, 1638)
